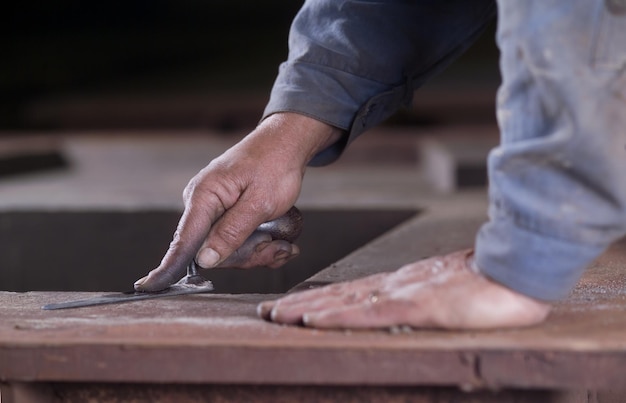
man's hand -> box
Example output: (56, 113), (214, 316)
(134, 113), (343, 292)
(258, 250), (551, 330)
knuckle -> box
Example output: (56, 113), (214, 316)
(183, 169), (243, 211)
(217, 222), (242, 246)
(247, 197), (275, 218)
(167, 231), (183, 251)
(182, 175), (204, 200)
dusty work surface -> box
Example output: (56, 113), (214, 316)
(1, 208), (626, 392)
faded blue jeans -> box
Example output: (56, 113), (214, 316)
(476, 0), (626, 299)
(264, 0), (626, 300)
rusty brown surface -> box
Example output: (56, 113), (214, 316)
(1, 208), (626, 391)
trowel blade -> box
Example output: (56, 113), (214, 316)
(42, 282), (214, 310)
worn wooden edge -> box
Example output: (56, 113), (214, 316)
(2, 344), (626, 390)
(0, 345), (477, 386)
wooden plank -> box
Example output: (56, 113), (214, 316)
(1, 200), (626, 391)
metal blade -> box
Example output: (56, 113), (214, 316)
(42, 282), (214, 310)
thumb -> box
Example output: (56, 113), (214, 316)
(196, 206), (303, 268)
(195, 202), (286, 269)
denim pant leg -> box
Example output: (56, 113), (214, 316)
(475, 0), (626, 300)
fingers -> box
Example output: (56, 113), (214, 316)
(262, 289), (352, 324)
(134, 192), (221, 292)
(133, 113), (324, 293)
(302, 300), (418, 329)
(257, 251), (472, 328)
(260, 288), (421, 329)
(216, 231), (300, 269)
(195, 200), (282, 268)
(196, 201), (302, 269)
(257, 273), (391, 323)
(257, 284), (344, 322)
(136, 198), (299, 292)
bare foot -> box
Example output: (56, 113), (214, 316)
(258, 249), (551, 330)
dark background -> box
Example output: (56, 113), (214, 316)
(2, 1), (500, 132)
(0, 3), (500, 293)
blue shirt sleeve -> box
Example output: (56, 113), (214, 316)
(263, 0), (496, 165)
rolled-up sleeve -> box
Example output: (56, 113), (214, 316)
(475, 0), (626, 300)
(263, 0), (496, 165)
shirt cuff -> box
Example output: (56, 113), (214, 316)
(263, 61), (412, 166)
(475, 217), (606, 301)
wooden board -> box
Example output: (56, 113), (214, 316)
(1, 206), (626, 393)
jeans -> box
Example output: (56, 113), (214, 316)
(476, 0), (626, 299)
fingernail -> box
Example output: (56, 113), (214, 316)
(255, 241), (270, 253)
(270, 304), (283, 322)
(134, 275), (148, 287)
(197, 248), (221, 268)
(257, 302), (273, 320)
(274, 250), (290, 260)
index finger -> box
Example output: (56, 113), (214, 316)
(134, 198), (222, 292)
